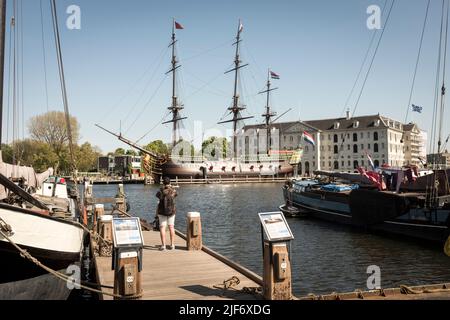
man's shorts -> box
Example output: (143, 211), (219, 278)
(158, 214), (175, 228)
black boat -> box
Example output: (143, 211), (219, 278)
(282, 178), (450, 243)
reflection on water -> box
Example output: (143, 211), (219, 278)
(92, 183), (450, 296)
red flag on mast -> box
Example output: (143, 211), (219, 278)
(175, 21), (184, 30)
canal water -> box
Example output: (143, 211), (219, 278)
(92, 183), (450, 296)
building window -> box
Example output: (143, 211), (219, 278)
(361, 160), (364, 166)
(353, 160), (358, 169)
(374, 132), (378, 141)
(305, 146), (309, 152)
(353, 133), (358, 142)
(367, 132), (370, 139)
(374, 143), (379, 153)
(328, 161), (332, 167)
(328, 134), (331, 140)
(348, 161), (351, 166)
(360, 132), (363, 138)
(328, 145), (331, 151)
(368, 143), (371, 150)
(334, 161), (339, 169)
(353, 144), (358, 153)
(334, 145), (338, 154)
(290, 136), (294, 142)
(374, 160), (379, 167)
(347, 144), (350, 151)
(361, 144), (364, 150)
(334, 134), (338, 143)
(341, 161), (345, 167)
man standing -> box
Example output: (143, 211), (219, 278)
(156, 177), (177, 251)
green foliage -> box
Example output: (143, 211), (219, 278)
(75, 142), (103, 172)
(126, 149), (137, 156)
(143, 140), (169, 156)
(201, 136), (229, 158)
(114, 148), (126, 155)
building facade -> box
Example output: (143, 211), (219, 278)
(427, 152), (450, 168)
(240, 114), (427, 175)
(98, 155), (142, 176)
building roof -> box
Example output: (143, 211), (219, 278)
(303, 114), (387, 131)
(243, 114), (405, 133)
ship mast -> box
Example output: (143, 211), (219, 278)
(259, 68), (278, 155)
(163, 19), (187, 148)
(0, 0), (6, 156)
(218, 20), (253, 159)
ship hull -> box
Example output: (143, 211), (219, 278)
(162, 159), (294, 179)
(283, 184), (450, 243)
(0, 203), (85, 299)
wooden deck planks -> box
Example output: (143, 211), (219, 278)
(94, 230), (262, 300)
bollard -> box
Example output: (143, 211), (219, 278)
(186, 212), (202, 250)
(115, 184), (127, 213)
(113, 251), (143, 300)
(93, 204), (105, 234)
(263, 242), (292, 300)
(112, 217), (144, 300)
(99, 215), (113, 256)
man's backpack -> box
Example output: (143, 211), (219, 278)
(159, 187), (176, 216)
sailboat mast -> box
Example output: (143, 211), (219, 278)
(0, 0), (6, 153)
(438, 3), (449, 155)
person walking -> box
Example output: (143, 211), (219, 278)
(156, 177), (177, 251)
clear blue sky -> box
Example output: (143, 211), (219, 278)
(2, 0), (449, 154)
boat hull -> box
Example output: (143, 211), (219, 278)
(0, 269), (73, 300)
(0, 204), (85, 298)
(284, 185), (450, 243)
(162, 159), (294, 179)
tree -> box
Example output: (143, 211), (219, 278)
(143, 140), (169, 156)
(114, 148), (125, 155)
(75, 142), (102, 172)
(202, 136), (229, 159)
(28, 111), (80, 172)
(126, 149), (137, 156)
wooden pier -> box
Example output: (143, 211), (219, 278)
(92, 229), (263, 300)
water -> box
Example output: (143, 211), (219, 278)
(92, 183), (450, 296)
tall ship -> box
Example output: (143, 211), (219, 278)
(97, 20), (295, 181)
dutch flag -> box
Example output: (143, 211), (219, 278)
(303, 131), (315, 146)
(270, 71), (280, 80)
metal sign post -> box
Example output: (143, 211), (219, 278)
(111, 217), (144, 299)
(258, 211), (294, 300)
